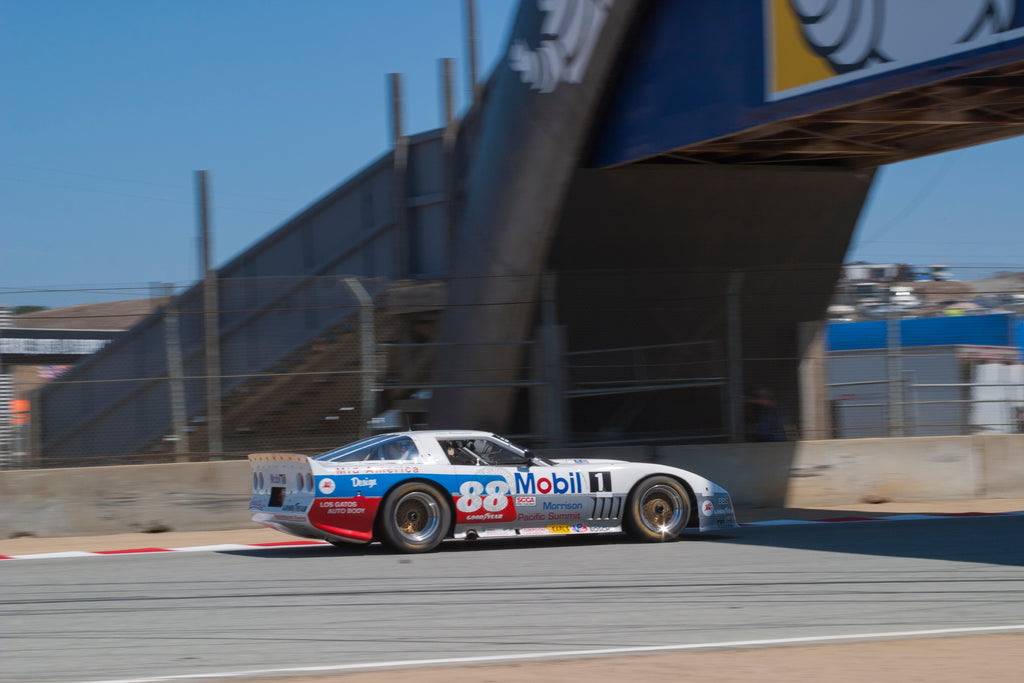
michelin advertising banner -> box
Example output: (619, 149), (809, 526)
(767, 0), (1024, 100)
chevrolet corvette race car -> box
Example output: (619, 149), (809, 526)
(249, 430), (737, 553)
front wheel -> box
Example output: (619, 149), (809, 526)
(624, 476), (691, 542)
(379, 483), (451, 553)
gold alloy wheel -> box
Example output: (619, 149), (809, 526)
(394, 491), (442, 543)
(638, 483), (685, 534)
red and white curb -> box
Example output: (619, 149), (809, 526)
(0, 539), (329, 561)
(2, 511), (1022, 561)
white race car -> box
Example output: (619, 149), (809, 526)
(249, 430), (737, 553)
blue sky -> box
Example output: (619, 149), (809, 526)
(2, 1), (1022, 310)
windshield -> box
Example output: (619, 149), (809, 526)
(438, 434), (550, 466)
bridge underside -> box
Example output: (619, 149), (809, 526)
(640, 62), (1024, 169)
(541, 164), (874, 442)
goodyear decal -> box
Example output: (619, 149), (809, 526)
(766, 0), (1024, 100)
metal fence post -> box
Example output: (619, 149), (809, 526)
(540, 273), (568, 444)
(886, 309), (904, 436)
(345, 278), (376, 438)
(903, 369), (917, 437)
(727, 270), (744, 442)
(161, 284), (190, 460)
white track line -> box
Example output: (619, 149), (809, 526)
(81, 624), (1024, 683)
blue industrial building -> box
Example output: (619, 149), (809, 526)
(827, 314), (1024, 438)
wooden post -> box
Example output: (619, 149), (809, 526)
(196, 170), (223, 456)
(389, 73), (409, 278)
(464, 0), (479, 106)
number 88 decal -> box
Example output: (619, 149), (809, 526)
(456, 480), (509, 512)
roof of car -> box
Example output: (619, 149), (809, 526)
(395, 430), (496, 439)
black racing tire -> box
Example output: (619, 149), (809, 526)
(624, 476), (691, 542)
(378, 482), (451, 553)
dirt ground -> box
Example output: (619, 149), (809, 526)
(5, 498), (1022, 682)
(271, 635), (1024, 682)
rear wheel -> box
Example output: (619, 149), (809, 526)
(625, 476), (690, 542)
(379, 482), (451, 553)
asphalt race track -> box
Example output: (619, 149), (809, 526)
(2, 516), (1023, 683)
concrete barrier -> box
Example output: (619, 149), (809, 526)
(652, 442), (795, 508)
(783, 437), (982, 507)
(2, 435), (1021, 538)
(0, 460), (252, 538)
(977, 434), (1024, 497)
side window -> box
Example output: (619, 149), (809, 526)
(380, 437), (420, 461)
(325, 443), (380, 462)
(440, 440), (480, 466)
(362, 446), (384, 461)
(473, 439), (524, 466)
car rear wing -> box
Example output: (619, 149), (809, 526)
(248, 453), (309, 464)
(249, 453), (316, 507)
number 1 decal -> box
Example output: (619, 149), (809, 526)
(588, 471), (611, 493)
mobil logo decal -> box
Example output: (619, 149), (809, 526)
(514, 471), (584, 495)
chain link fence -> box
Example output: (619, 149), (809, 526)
(2, 270), (1022, 469)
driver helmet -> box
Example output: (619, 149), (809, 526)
(393, 439), (414, 460)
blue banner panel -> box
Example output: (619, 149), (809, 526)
(594, 0), (1024, 167)
(826, 313), (1018, 352)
